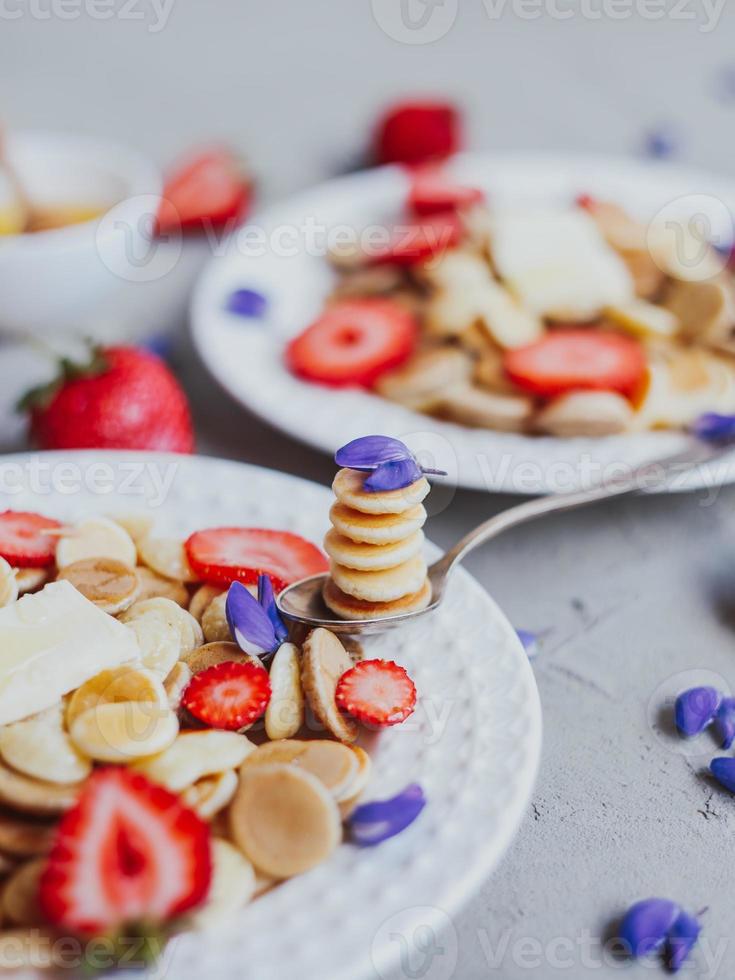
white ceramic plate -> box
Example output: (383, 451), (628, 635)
(191, 152), (735, 494)
(0, 451), (541, 980)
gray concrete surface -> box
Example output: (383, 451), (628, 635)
(3, 2), (735, 977)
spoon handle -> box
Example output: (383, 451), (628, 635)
(429, 440), (729, 585)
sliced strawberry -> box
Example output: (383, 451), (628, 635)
(408, 169), (485, 216)
(374, 100), (461, 167)
(576, 193), (597, 210)
(156, 148), (252, 235)
(286, 299), (418, 388)
(503, 330), (646, 399)
(369, 211), (463, 266)
(39, 767), (211, 934)
(335, 659), (417, 727)
(185, 527), (328, 592)
(183, 661), (271, 730)
(0, 510), (61, 567)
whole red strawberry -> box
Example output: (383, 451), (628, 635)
(23, 346), (194, 453)
(374, 100), (461, 167)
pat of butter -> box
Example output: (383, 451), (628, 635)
(0, 580), (140, 725)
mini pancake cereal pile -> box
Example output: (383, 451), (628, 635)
(0, 504), (422, 968)
(286, 167), (735, 438)
(323, 435), (442, 621)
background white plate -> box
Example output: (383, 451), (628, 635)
(0, 451), (541, 980)
(191, 152), (735, 495)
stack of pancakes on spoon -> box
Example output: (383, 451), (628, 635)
(322, 467), (433, 620)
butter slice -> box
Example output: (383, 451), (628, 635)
(0, 580), (140, 725)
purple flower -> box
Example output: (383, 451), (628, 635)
(620, 899), (680, 958)
(364, 458), (423, 492)
(710, 756), (735, 794)
(675, 687), (721, 738)
(667, 910), (701, 974)
(335, 435), (446, 493)
(643, 127), (678, 160)
(691, 413), (735, 444)
(225, 576), (287, 658)
(348, 784), (426, 846)
(715, 698), (735, 750)
(226, 288), (267, 319)
(618, 899), (700, 971)
(516, 629), (540, 660)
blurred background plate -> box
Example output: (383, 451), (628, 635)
(191, 152), (735, 494)
(0, 450), (541, 980)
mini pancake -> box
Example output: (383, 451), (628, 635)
(323, 577), (432, 621)
(330, 555), (428, 603)
(56, 557), (140, 615)
(329, 502), (427, 545)
(324, 528), (424, 571)
(332, 468), (430, 515)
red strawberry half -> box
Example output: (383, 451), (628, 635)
(335, 659), (417, 727)
(408, 169), (485, 216)
(183, 661), (271, 730)
(286, 299), (418, 387)
(157, 148), (252, 235)
(185, 527), (328, 592)
(369, 211), (463, 266)
(23, 346), (194, 454)
(374, 100), (461, 167)
(0, 510), (61, 567)
(39, 767), (211, 935)
(504, 330), (647, 399)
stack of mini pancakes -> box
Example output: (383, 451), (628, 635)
(322, 467), (433, 620)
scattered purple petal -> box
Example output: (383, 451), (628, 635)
(364, 457), (424, 493)
(714, 697), (735, 750)
(257, 574), (289, 644)
(713, 65), (735, 103)
(225, 288), (268, 319)
(516, 629), (541, 660)
(666, 910), (701, 973)
(710, 756), (735, 793)
(142, 334), (174, 360)
(225, 581), (276, 657)
(643, 127), (679, 160)
(349, 784), (426, 847)
(619, 899), (681, 959)
(675, 687), (721, 738)
(335, 435), (412, 470)
(691, 413), (735, 444)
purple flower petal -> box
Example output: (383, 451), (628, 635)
(348, 784), (426, 847)
(257, 574), (288, 644)
(710, 756), (735, 793)
(643, 127), (678, 160)
(335, 435), (411, 470)
(666, 910), (701, 973)
(675, 687), (721, 738)
(225, 581), (276, 657)
(225, 288), (267, 319)
(516, 629), (540, 660)
(715, 697), (735, 750)
(619, 899), (681, 959)
(364, 458), (423, 493)
(691, 413), (735, 444)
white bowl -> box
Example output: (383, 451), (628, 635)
(0, 131), (161, 337)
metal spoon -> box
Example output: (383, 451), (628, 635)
(277, 439), (732, 636)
